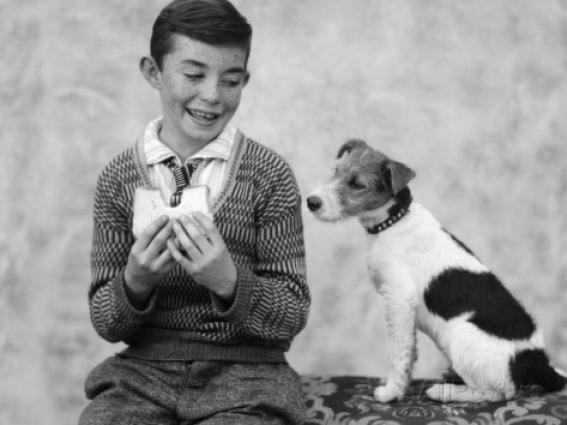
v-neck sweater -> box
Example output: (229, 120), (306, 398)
(89, 132), (310, 363)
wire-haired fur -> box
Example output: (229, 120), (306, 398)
(307, 140), (566, 402)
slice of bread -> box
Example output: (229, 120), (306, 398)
(132, 185), (213, 238)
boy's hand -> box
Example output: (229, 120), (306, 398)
(168, 213), (237, 301)
(124, 216), (176, 307)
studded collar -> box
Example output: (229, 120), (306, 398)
(364, 204), (409, 235)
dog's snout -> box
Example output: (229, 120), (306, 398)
(307, 196), (322, 212)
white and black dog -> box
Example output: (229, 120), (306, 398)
(307, 139), (565, 403)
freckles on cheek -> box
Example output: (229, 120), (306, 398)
(225, 93), (242, 109)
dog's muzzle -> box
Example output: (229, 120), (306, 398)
(306, 196), (322, 212)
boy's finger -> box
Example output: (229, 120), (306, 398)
(173, 219), (202, 258)
(137, 216), (169, 250)
(191, 212), (221, 244)
(146, 221), (173, 257)
(167, 239), (193, 270)
(181, 215), (211, 248)
(154, 247), (174, 270)
(172, 236), (188, 257)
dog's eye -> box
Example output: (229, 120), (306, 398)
(348, 178), (365, 190)
(376, 181), (387, 192)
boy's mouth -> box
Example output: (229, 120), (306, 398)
(186, 108), (221, 125)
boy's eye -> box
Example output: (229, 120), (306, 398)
(348, 177), (365, 190)
(184, 73), (204, 81)
(222, 80), (239, 87)
(221, 78), (242, 88)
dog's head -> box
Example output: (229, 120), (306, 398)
(307, 139), (416, 222)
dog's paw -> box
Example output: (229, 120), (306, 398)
(373, 384), (404, 403)
(426, 384), (455, 402)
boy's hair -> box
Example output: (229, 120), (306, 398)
(151, 0), (253, 70)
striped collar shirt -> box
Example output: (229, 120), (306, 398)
(143, 117), (237, 204)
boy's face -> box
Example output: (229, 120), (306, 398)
(150, 34), (249, 149)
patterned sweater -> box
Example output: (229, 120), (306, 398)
(90, 131), (310, 363)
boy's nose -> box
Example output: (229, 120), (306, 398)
(199, 80), (220, 102)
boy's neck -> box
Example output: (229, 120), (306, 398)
(158, 125), (213, 163)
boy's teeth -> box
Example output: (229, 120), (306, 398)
(189, 109), (217, 120)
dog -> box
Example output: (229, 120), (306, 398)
(306, 139), (566, 403)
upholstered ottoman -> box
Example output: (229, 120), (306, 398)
(301, 376), (567, 424)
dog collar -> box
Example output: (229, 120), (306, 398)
(364, 205), (409, 235)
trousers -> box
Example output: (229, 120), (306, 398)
(78, 355), (306, 425)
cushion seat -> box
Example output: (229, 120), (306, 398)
(301, 375), (567, 424)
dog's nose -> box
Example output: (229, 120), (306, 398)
(307, 196), (322, 211)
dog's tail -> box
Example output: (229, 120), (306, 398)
(510, 348), (567, 392)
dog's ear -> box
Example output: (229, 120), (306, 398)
(386, 160), (416, 194)
(337, 139), (367, 159)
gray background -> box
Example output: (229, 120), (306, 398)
(1, 0), (566, 423)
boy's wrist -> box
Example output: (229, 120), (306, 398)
(123, 271), (156, 309)
(213, 281), (237, 303)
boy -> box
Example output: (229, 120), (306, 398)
(79, 1), (310, 424)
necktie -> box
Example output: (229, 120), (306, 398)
(164, 158), (200, 207)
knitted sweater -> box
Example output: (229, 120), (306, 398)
(89, 131), (310, 363)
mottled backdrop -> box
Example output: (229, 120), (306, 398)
(1, 0), (566, 424)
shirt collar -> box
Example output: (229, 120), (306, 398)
(143, 117), (236, 166)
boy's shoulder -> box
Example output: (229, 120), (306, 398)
(103, 145), (137, 170)
(96, 145), (141, 188)
(241, 135), (294, 176)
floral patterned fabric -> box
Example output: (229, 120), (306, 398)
(301, 375), (567, 425)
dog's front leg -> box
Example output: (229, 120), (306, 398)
(374, 278), (418, 403)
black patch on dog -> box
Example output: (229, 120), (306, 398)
(395, 187), (413, 209)
(387, 187), (413, 217)
(509, 349), (566, 392)
(424, 268), (536, 340)
(442, 229), (477, 258)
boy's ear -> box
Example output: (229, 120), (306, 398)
(242, 71), (250, 87)
(139, 56), (161, 90)
(386, 160), (416, 194)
